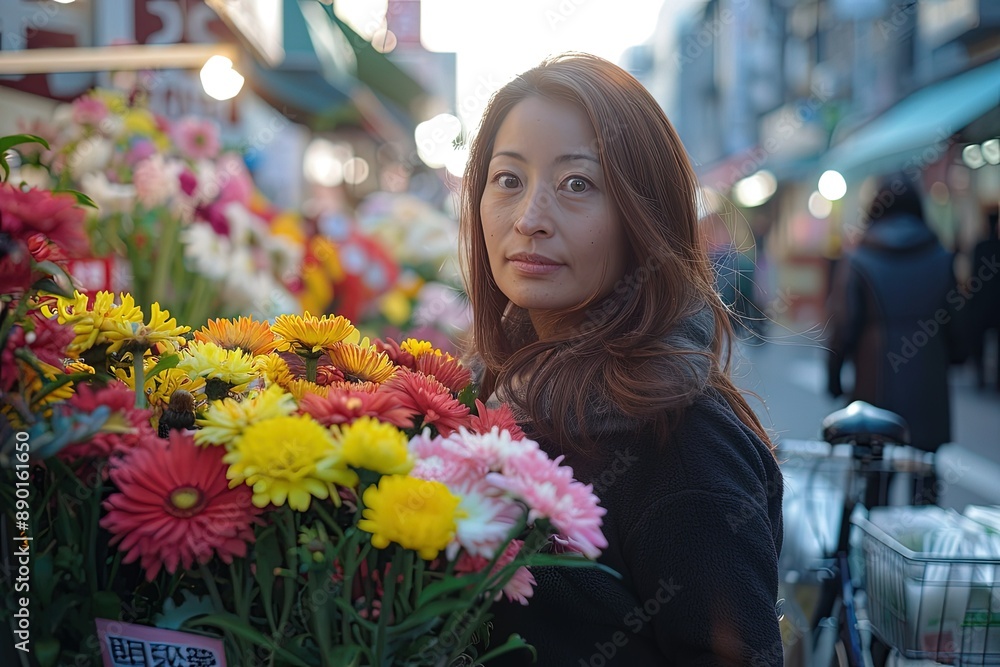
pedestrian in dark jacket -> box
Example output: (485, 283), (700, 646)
(968, 210), (1000, 390)
(460, 53), (784, 666)
(827, 173), (964, 457)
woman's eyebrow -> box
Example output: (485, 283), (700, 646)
(489, 150), (600, 165)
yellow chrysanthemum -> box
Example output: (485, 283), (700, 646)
(194, 316), (278, 357)
(283, 379), (330, 401)
(400, 338), (435, 360)
(103, 302), (190, 355)
(195, 385), (295, 447)
(42, 290), (143, 354)
(327, 337), (397, 384)
(253, 353), (295, 388)
(358, 475), (463, 560)
(148, 368), (207, 408)
(224, 415), (357, 511)
(337, 416), (413, 475)
(64, 360), (96, 375)
(113, 354), (157, 394)
(178, 340), (256, 389)
(271, 311), (359, 356)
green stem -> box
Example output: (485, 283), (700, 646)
(313, 502), (345, 541)
(275, 508), (298, 654)
(149, 213), (181, 309)
(374, 548), (402, 665)
(199, 563), (241, 654)
(133, 352), (147, 409)
(304, 356), (319, 383)
(183, 273), (210, 329)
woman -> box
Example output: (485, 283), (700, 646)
(460, 53), (783, 666)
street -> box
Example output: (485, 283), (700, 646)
(731, 332), (1000, 510)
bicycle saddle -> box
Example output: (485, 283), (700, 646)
(821, 401), (910, 446)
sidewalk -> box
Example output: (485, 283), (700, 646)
(730, 333), (1000, 510)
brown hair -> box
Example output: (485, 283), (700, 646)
(460, 53), (771, 450)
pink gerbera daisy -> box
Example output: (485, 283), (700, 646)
(58, 384), (157, 461)
(469, 399), (526, 441)
(101, 431), (261, 581)
(454, 540), (536, 605)
(299, 387), (413, 429)
(172, 117), (221, 161)
(380, 368), (470, 436)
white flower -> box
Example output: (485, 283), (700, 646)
(80, 172), (136, 215)
(181, 222), (231, 280)
(67, 136), (113, 175)
(133, 155), (179, 209)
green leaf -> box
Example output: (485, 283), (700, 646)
(416, 573), (479, 607)
(56, 188), (99, 209)
(457, 382), (480, 410)
(253, 525), (282, 630)
(32, 260), (76, 297)
(92, 591), (121, 620)
(146, 353), (180, 380)
(28, 277), (74, 299)
(476, 633), (537, 664)
(324, 646), (362, 666)
(390, 599), (469, 635)
(188, 613), (312, 667)
(0, 134), (49, 183)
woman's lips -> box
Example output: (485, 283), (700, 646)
(508, 253), (563, 275)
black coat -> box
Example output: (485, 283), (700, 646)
(827, 214), (963, 451)
(486, 389), (784, 666)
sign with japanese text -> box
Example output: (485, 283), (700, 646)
(96, 618), (227, 667)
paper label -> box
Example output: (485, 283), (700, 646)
(95, 618), (226, 667)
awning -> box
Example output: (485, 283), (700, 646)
(823, 58), (1000, 181)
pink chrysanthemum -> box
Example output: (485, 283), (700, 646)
(58, 384), (157, 461)
(454, 540), (536, 605)
(102, 432), (261, 581)
(380, 368), (470, 436)
(469, 399), (526, 441)
(487, 449), (608, 559)
(172, 117), (221, 161)
(71, 96), (109, 127)
(133, 154), (177, 209)
(0, 183), (88, 255)
(299, 388), (413, 429)
(414, 353), (472, 394)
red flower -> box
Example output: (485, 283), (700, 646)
(101, 432), (261, 581)
(469, 399), (526, 441)
(374, 338), (416, 370)
(299, 387), (413, 429)
(58, 384), (157, 461)
(0, 183), (88, 256)
(380, 368), (471, 436)
(415, 353), (472, 394)
(0, 312), (74, 393)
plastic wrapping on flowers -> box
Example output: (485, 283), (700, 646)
(0, 160), (611, 665)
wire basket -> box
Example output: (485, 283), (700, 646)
(854, 513), (1000, 665)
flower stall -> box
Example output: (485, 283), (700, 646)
(0, 136), (609, 665)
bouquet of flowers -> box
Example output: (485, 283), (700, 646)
(1, 143), (610, 666)
(11, 88), (304, 327)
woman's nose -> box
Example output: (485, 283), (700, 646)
(512, 187), (554, 236)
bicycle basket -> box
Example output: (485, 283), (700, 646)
(855, 508), (1000, 665)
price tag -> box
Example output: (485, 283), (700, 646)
(96, 618), (227, 667)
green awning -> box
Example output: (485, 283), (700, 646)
(823, 58), (1000, 181)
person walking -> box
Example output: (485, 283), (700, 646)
(968, 210), (1000, 390)
(826, 173), (965, 497)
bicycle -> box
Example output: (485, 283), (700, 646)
(777, 400), (939, 667)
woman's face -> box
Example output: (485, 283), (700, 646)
(480, 96), (629, 330)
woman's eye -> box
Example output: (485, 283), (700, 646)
(496, 174), (521, 189)
(567, 177), (589, 193)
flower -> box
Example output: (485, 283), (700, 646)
(103, 302), (190, 355)
(358, 475), (463, 560)
(298, 388), (413, 429)
(400, 338), (435, 359)
(195, 385), (295, 447)
(271, 312), (359, 356)
(101, 432), (261, 581)
(172, 117), (220, 160)
(414, 351), (472, 394)
(337, 416), (413, 475)
(71, 95), (109, 127)
(224, 415), (357, 511)
(381, 369), (470, 436)
(0, 311), (74, 393)
(133, 154), (178, 209)
(488, 448), (608, 559)
(454, 540), (536, 605)
(374, 337), (416, 370)
(58, 384), (157, 461)
(195, 316), (278, 356)
(283, 379), (330, 401)
(253, 352), (295, 387)
(326, 338), (397, 384)
(469, 400), (526, 441)
(42, 290), (143, 355)
(177, 340), (256, 391)
(148, 368), (207, 409)
(0, 183), (88, 255)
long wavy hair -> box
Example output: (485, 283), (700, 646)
(459, 53), (771, 450)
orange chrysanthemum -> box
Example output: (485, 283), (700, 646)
(415, 353), (472, 394)
(195, 316), (278, 356)
(380, 368), (471, 436)
(327, 338), (397, 384)
(101, 432), (261, 581)
(299, 387), (413, 429)
(284, 379), (331, 401)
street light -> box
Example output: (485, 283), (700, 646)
(200, 55), (244, 101)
